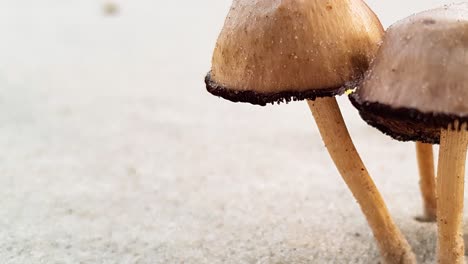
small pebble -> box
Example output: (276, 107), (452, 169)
(103, 2), (119, 16)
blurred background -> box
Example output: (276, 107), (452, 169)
(0, 0), (458, 263)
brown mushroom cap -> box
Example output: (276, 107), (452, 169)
(206, 0), (384, 106)
(350, 3), (468, 144)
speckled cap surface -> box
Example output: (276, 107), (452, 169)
(351, 3), (468, 144)
(206, 0), (384, 106)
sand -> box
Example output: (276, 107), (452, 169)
(0, 0), (462, 263)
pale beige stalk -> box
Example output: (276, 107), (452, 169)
(308, 97), (416, 264)
(437, 123), (468, 264)
(416, 142), (437, 222)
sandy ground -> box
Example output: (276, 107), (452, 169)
(0, 0), (463, 263)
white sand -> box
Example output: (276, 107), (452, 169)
(0, 0), (462, 263)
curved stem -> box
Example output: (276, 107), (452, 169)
(308, 97), (415, 264)
(437, 123), (468, 264)
(416, 141), (437, 222)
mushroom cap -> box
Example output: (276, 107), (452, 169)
(206, 0), (384, 106)
(350, 3), (468, 144)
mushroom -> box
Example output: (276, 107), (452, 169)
(350, 3), (468, 263)
(205, 0), (415, 263)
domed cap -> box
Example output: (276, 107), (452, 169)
(351, 3), (468, 144)
(206, 0), (384, 106)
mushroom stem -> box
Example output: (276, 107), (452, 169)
(416, 141), (437, 222)
(308, 97), (415, 264)
(436, 123), (468, 264)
